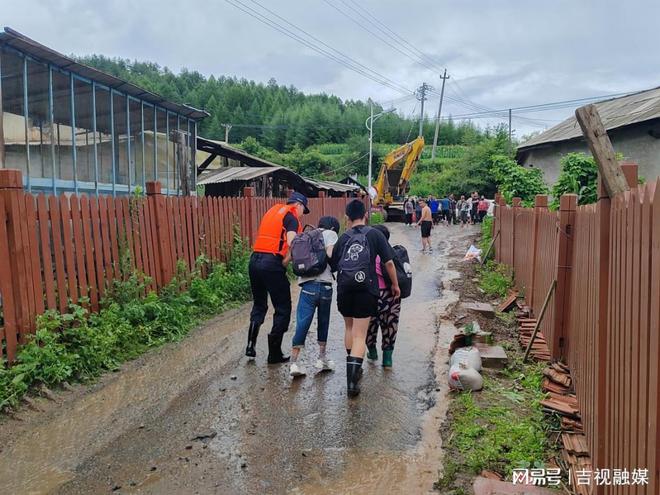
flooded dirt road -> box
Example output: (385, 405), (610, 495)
(1, 223), (478, 495)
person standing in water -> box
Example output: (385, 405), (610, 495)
(416, 199), (433, 253)
(331, 200), (400, 397)
(366, 225), (401, 368)
(289, 216), (340, 377)
(245, 192), (309, 364)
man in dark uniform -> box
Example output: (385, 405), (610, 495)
(245, 192), (309, 363)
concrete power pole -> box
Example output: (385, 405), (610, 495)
(431, 69), (450, 160)
(222, 123), (233, 143)
(416, 83), (431, 138)
(508, 109), (512, 146)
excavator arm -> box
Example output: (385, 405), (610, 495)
(373, 136), (425, 206)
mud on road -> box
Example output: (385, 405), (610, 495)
(0, 223), (479, 495)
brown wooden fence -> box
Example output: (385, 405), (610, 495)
(492, 163), (659, 493)
(0, 169), (351, 365)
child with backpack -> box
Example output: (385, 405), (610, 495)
(330, 200), (400, 397)
(289, 216), (341, 377)
(366, 225), (411, 367)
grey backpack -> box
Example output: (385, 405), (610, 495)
(290, 229), (328, 277)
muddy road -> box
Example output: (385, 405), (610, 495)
(1, 223), (478, 495)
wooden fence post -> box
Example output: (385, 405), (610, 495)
(511, 197), (521, 270)
(0, 169), (24, 362)
(495, 195), (505, 262)
(146, 181), (173, 287)
(243, 186), (255, 245)
(319, 190), (326, 217)
(529, 194), (548, 309)
(552, 193), (577, 358)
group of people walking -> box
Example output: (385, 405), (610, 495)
(403, 191), (490, 228)
(400, 192), (490, 254)
(245, 193), (407, 398)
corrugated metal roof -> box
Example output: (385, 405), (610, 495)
(197, 167), (285, 185)
(306, 178), (360, 193)
(0, 27), (208, 120)
(518, 86), (660, 151)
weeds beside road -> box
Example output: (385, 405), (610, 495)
(0, 243), (251, 412)
(436, 226), (558, 493)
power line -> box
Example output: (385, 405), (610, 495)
(224, 0), (413, 96)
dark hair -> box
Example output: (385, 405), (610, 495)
(345, 199), (366, 221)
(318, 215), (340, 233)
(373, 224), (390, 240)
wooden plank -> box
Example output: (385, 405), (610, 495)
(89, 198), (106, 299)
(191, 196), (200, 265)
(131, 200), (145, 281)
(25, 195), (44, 316)
(18, 195), (36, 334)
(630, 188), (642, 482)
(120, 198), (134, 273)
(137, 201), (150, 288)
(59, 195), (78, 305)
(185, 196), (195, 269)
(574, 104), (629, 197)
(80, 196), (99, 311)
(647, 179), (660, 495)
(98, 196), (113, 288)
(36, 194), (56, 310)
(48, 195), (68, 313)
(107, 197), (121, 281)
(114, 199), (127, 278)
(70, 196), (89, 305)
(0, 197), (19, 362)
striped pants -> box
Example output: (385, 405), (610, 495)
(366, 288), (401, 351)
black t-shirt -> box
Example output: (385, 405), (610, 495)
(331, 225), (394, 296)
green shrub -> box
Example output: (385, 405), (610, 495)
(478, 260), (513, 298)
(369, 211), (385, 225)
(0, 241), (252, 412)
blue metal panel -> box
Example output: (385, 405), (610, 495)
(126, 94), (132, 193)
(92, 82), (99, 195)
(22, 56), (32, 192)
(70, 73), (78, 194)
(110, 89), (116, 196)
(48, 65), (56, 195)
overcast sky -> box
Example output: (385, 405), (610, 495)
(5, 0), (660, 138)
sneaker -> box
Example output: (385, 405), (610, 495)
(289, 362), (306, 377)
(315, 358), (335, 371)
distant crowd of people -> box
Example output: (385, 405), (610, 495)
(402, 192), (490, 253)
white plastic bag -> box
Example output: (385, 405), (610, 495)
(450, 346), (482, 372)
(463, 244), (482, 263)
(448, 362), (483, 391)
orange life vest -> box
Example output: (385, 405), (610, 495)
(252, 203), (302, 256)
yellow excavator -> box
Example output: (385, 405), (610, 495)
(373, 136), (425, 221)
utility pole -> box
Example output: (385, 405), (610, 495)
(367, 99), (374, 192)
(508, 109), (512, 145)
(222, 123), (233, 143)
(416, 82), (431, 138)
(431, 69), (450, 159)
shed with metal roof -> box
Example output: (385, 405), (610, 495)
(516, 86), (660, 184)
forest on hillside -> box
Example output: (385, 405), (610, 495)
(78, 55), (488, 150)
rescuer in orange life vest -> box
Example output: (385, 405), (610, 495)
(245, 191), (309, 363)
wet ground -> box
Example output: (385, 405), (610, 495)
(0, 223), (478, 495)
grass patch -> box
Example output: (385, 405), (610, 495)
(369, 210), (385, 225)
(478, 260), (513, 298)
(0, 241), (251, 412)
(479, 216), (494, 254)
(439, 359), (555, 489)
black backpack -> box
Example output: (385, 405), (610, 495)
(382, 245), (413, 298)
(337, 227), (372, 290)
(290, 229), (328, 277)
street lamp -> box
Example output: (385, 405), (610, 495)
(365, 100), (396, 192)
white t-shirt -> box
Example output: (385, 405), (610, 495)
(298, 229), (339, 285)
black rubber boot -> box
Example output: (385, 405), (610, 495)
(245, 321), (260, 358)
(346, 356), (363, 398)
(267, 334), (290, 364)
